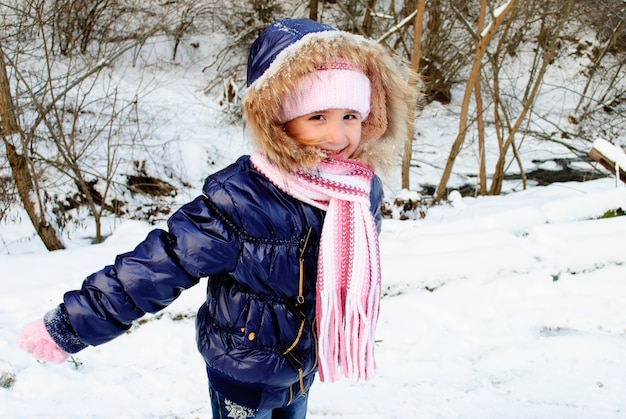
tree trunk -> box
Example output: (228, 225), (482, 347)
(0, 44), (18, 135)
(361, 0), (378, 35)
(4, 143), (65, 250)
(309, 0), (318, 21)
(402, 0), (425, 189)
(475, 0), (487, 195)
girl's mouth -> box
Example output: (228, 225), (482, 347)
(322, 147), (347, 159)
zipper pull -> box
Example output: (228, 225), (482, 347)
(283, 350), (303, 371)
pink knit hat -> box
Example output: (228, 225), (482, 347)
(276, 61), (371, 123)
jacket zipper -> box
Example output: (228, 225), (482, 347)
(282, 226), (313, 399)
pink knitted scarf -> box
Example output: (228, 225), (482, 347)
(251, 152), (381, 382)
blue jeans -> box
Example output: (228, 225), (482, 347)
(209, 387), (309, 419)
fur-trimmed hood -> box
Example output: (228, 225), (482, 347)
(243, 19), (411, 173)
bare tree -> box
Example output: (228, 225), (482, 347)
(167, 0), (215, 61)
(1, 41), (65, 250)
(200, 0), (290, 103)
(1, 0), (166, 248)
(569, 0), (626, 125)
(435, 0), (516, 199)
(488, 0), (575, 195)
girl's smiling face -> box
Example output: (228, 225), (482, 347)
(284, 108), (363, 160)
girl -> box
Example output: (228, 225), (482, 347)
(19, 18), (410, 418)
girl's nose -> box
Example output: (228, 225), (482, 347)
(324, 121), (346, 145)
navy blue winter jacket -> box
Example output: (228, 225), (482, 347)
(45, 155), (383, 409)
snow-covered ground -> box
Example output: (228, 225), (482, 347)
(1, 176), (625, 418)
(1, 27), (626, 419)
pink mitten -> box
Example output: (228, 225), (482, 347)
(18, 319), (69, 364)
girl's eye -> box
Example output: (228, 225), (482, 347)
(309, 114), (324, 121)
(344, 113), (359, 120)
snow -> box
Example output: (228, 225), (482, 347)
(2, 178), (625, 418)
(2, 30), (626, 419)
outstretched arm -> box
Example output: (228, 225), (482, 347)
(20, 194), (240, 359)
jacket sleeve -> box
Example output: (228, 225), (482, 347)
(370, 175), (384, 234)
(44, 195), (241, 352)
